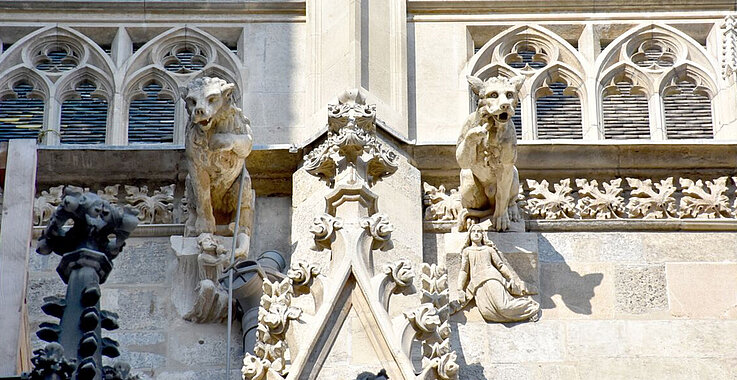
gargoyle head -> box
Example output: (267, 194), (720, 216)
(181, 77), (235, 131)
(467, 75), (525, 124)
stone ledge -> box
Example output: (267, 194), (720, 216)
(424, 219), (737, 233)
(33, 223), (185, 238)
(526, 219), (737, 232)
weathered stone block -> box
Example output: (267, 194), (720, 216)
(666, 263), (737, 319)
(483, 320), (566, 362)
(614, 264), (668, 315)
(540, 262), (613, 319)
(166, 319), (243, 367)
(101, 287), (169, 330)
(106, 330), (167, 370)
(106, 238), (171, 285)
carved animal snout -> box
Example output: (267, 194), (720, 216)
(499, 102), (511, 111)
(194, 107), (206, 117)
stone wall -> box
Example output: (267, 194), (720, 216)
(25, 195), (291, 380)
(24, 226), (737, 378)
(424, 230), (737, 379)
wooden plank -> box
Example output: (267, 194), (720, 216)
(0, 139), (37, 375)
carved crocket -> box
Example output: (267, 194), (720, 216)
(457, 75), (525, 231)
(181, 77), (254, 253)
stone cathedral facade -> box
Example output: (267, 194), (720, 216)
(1, 1), (737, 379)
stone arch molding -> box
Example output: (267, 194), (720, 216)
(466, 25), (587, 92)
(121, 26), (242, 90)
(0, 65), (51, 100)
(596, 23), (719, 97)
(0, 26), (115, 85)
(465, 25), (589, 139)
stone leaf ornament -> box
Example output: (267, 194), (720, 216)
(409, 264), (458, 380)
(303, 89), (398, 186)
(383, 259), (415, 288)
(252, 277), (301, 377)
(575, 178), (625, 219)
(626, 177), (678, 219)
(287, 260), (321, 288)
(125, 184), (174, 224)
(678, 177), (732, 218)
(310, 213), (343, 250)
(422, 183), (462, 222)
(360, 213), (394, 250)
(524, 179), (576, 219)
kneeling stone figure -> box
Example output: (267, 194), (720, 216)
(457, 225), (540, 322)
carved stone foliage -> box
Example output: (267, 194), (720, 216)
(383, 259), (415, 288)
(679, 177), (732, 218)
(422, 176), (737, 224)
(724, 15), (737, 80)
(575, 179), (625, 219)
(246, 277), (301, 378)
(182, 77), (254, 240)
(303, 89), (398, 186)
(360, 213), (394, 250)
(626, 178), (678, 219)
(422, 183), (462, 222)
(406, 264), (458, 380)
(287, 260), (321, 289)
(34, 184), (181, 226)
(27, 343), (75, 380)
(310, 213), (343, 250)
(125, 185), (174, 224)
(524, 179), (576, 219)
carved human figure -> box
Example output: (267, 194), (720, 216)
(196, 233), (229, 282)
(181, 76), (253, 255)
(456, 75), (525, 231)
(456, 224), (539, 322)
(183, 233), (230, 323)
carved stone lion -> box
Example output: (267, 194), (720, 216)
(456, 75), (525, 231)
(181, 77), (254, 249)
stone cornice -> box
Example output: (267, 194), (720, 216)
(25, 141), (737, 196)
(407, 0), (737, 14)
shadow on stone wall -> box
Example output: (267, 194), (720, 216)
(538, 235), (602, 315)
(449, 316), (487, 378)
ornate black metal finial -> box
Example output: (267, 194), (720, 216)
(28, 188), (140, 380)
(356, 369), (389, 380)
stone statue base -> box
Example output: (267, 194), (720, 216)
(170, 235), (247, 324)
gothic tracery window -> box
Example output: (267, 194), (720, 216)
(60, 80), (108, 144)
(602, 77), (650, 139)
(663, 78), (713, 139)
(0, 80), (44, 141)
(128, 81), (176, 143)
(535, 80), (583, 139)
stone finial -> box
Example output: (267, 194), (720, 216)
(303, 89), (398, 186)
(37, 188), (139, 267)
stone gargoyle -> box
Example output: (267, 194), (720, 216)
(181, 76), (253, 256)
(456, 75), (525, 231)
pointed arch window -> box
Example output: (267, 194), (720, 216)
(0, 80), (44, 141)
(663, 78), (713, 139)
(535, 81), (582, 139)
(128, 81), (176, 143)
(602, 77), (650, 139)
(60, 80), (108, 144)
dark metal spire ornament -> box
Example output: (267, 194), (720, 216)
(28, 188), (140, 380)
